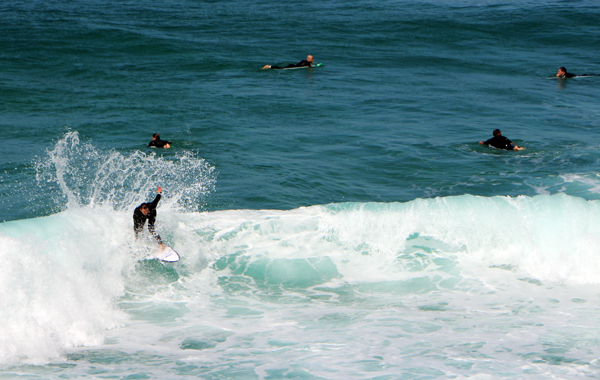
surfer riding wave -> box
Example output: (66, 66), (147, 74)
(133, 187), (165, 249)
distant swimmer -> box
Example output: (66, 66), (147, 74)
(479, 129), (524, 151)
(133, 187), (166, 248)
(262, 55), (316, 70)
(148, 133), (171, 149)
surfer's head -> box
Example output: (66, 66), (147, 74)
(152, 133), (160, 141)
(307, 55), (314, 63)
(140, 204), (149, 215)
(557, 67), (567, 77)
(493, 129), (501, 137)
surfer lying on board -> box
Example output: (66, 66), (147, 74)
(133, 187), (166, 249)
(262, 55), (315, 69)
(148, 133), (171, 149)
(556, 67), (576, 78)
(556, 67), (597, 78)
(479, 129), (524, 151)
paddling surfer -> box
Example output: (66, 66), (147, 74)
(479, 129), (524, 151)
(262, 55), (315, 70)
(148, 133), (171, 149)
(556, 67), (597, 78)
(556, 67), (576, 78)
(133, 187), (166, 248)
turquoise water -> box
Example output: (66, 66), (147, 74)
(2, 0), (600, 378)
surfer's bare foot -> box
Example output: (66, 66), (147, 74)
(159, 243), (166, 250)
(262, 65), (271, 69)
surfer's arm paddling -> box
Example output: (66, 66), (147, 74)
(479, 129), (524, 151)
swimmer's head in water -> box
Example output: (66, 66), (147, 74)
(493, 129), (501, 137)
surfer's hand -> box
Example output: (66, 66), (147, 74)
(157, 186), (162, 193)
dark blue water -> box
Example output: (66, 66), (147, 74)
(2, 0), (600, 221)
(2, 0), (600, 377)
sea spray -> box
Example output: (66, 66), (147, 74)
(34, 131), (216, 213)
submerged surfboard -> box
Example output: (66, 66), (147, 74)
(155, 246), (180, 263)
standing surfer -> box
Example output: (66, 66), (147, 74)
(133, 187), (166, 249)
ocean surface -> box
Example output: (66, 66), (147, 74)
(2, 0), (600, 378)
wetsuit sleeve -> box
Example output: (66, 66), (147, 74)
(483, 138), (493, 146)
(148, 141), (156, 147)
(147, 194), (161, 210)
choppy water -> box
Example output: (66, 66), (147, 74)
(2, 0), (600, 378)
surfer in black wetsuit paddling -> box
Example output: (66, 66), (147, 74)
(148, 133), (171, 148)
(262, 55), (315, 69)
(556, 67), (597, 78)
(133, 187), (166, 248)
(479, 129), (524, 151)
(556, 67), (577, 78)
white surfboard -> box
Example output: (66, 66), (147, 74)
(155, 246), (180, 262)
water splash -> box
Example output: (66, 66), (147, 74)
(35, 131), (216, 212)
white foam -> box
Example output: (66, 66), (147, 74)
(0, 209), (130, 365)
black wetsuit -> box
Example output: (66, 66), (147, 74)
(148, 139), (171, 148)
(483, 136), (515, 150)
(133, 194), (162, 243)
(560, 72), (577, 78)
(270, 60), (313, 70)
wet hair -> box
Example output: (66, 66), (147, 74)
(558, 67), (567, 73)
(140, 203), (149, 210)
(493, 129), (501, 136)
(153, 133), (160, 139)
